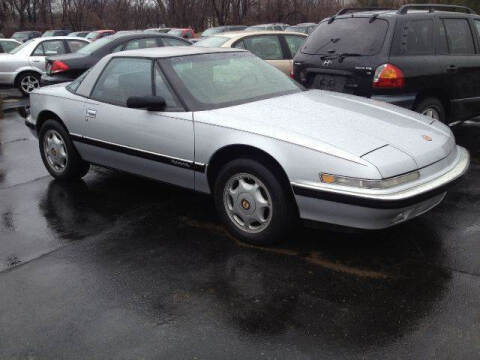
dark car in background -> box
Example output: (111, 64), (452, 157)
(11, 31), (41, 43)
(41, 32), (191, 86)
(42, 30), (71, 37)
(68, 31), (90, 38)
(293, 4), (480, 123)
(286, 23), (318, 34)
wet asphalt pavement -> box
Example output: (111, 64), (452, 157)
(1, 103), (480, 359)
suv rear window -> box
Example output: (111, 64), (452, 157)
(391, 19), (434, 56)
(301, 17), (388, 56)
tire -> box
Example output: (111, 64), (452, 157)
(16, 71), (41, 96)
(414, 97), (446, 123)
(214, 158), (295, 246)
(39, 119), (90, 180)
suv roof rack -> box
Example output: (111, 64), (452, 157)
(336, 8), (393, 16)
(398, 4), (476, 15)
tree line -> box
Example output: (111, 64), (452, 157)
(1, 0), (478, 36)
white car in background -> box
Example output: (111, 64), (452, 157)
(0, 36), (89, 95)
(0, 39), (21, 53)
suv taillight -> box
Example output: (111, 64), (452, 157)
(50, 60), (69, 74)
(373, 64), (404, 89)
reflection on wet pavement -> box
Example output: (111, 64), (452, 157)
(0, 111), (479, 359)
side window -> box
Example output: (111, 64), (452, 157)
(112, 43), (125, 53)
(393, 19), (434, 55)
(66, 69), (90, 94)
(34, 40), (67, 56)
(475, 20), (480, 39)
(232, 40), (245, 49)
(32, 43), (45, 56)
(125, 38), (160, 50)
(443, 19), (475, 55)
(243, 35), (283, 60)
(91, 58), (153, 106)
(284, 35), (306, 58)
(438, 21), (449, 54)
(154, 64), (180, 110)
(67, 40), (87, 53)
(162, 37), (189, 46)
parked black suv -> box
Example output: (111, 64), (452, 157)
(293, 4), (480, 123)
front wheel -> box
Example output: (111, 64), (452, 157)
(214, 159), (295, 245)
(39, 119), (90, 180)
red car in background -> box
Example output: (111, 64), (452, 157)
(86, 30), (115, 41)
(168, 28), (195, 39)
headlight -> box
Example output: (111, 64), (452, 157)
(320, 171), (420, 189)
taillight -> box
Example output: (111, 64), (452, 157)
(289, 70), (295, 79)
(50, 60), (69, 74)
(373, 64), (404, 89)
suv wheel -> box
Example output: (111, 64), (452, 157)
(16, 72), (40, 96)
(39, 120), (90, 180)
(415, 97), (446, 123)
(214, 159), (295, 245)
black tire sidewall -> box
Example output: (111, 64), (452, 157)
(214, 158), (293, 245)
(39, 119), (89, 180)
(415, 97), (446, 123)
(17, 72), (40, 96)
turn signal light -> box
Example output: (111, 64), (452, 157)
(50, 60), (69, 74)
(373, 64), (404, 89)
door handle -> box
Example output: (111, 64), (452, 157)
(31, 60), (41, 63)
(86, 108), (97, 117)
(447, 65), (458, 73)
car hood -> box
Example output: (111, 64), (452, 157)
(198, 90), (454, 174)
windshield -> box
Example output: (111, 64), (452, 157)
(77, 36), (115, 54)
(165, 52), (301, 109)
(201, 28), (223, 37)
(168, 29), (183, 36)
(9, 40), (32, 54)
(302, 18), (388, 56)
(194, 36), (229, 47)
(86, 32), (99, 40)
(42, 31), (54, 37)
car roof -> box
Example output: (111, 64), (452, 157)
(208, 30), (307, 38)
(111, 46), (245, 59)
(31, 36), (89, 42)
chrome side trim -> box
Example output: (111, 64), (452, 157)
(70, 133), (206, 172)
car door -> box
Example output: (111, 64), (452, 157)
(439, 17), (480, 119)
(81, 57), (195, 189)
(233, 35), (289, 74)
(29, 39), (67, 72)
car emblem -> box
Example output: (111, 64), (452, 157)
(323, 60), (332, 66)
(422, 135), (432, 142)
(241, 199), (250, 210)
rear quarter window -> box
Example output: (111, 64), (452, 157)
(391, 19), (434, 56)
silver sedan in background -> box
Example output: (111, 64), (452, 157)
(26, 47), (469, 245)
(0, 36), (89, 95)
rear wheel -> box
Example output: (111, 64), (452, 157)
(214, 159), (295, 245)
(16, 72), (40, 96)
(39, 119), (90, 180)
(414, 97), (446, 123)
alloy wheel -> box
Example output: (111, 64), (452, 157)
(223, 173), (272, 234)
(20, 75), (39, 94)
(43, 129), (68, 173)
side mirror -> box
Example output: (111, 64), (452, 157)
(126, 96), (166, 111)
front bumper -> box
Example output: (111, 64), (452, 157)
(292, 146), (469, 229)
(371, 94), (416, 110)
(41, 74), (74, 86)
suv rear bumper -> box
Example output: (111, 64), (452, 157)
(371, 94), (416, 110)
